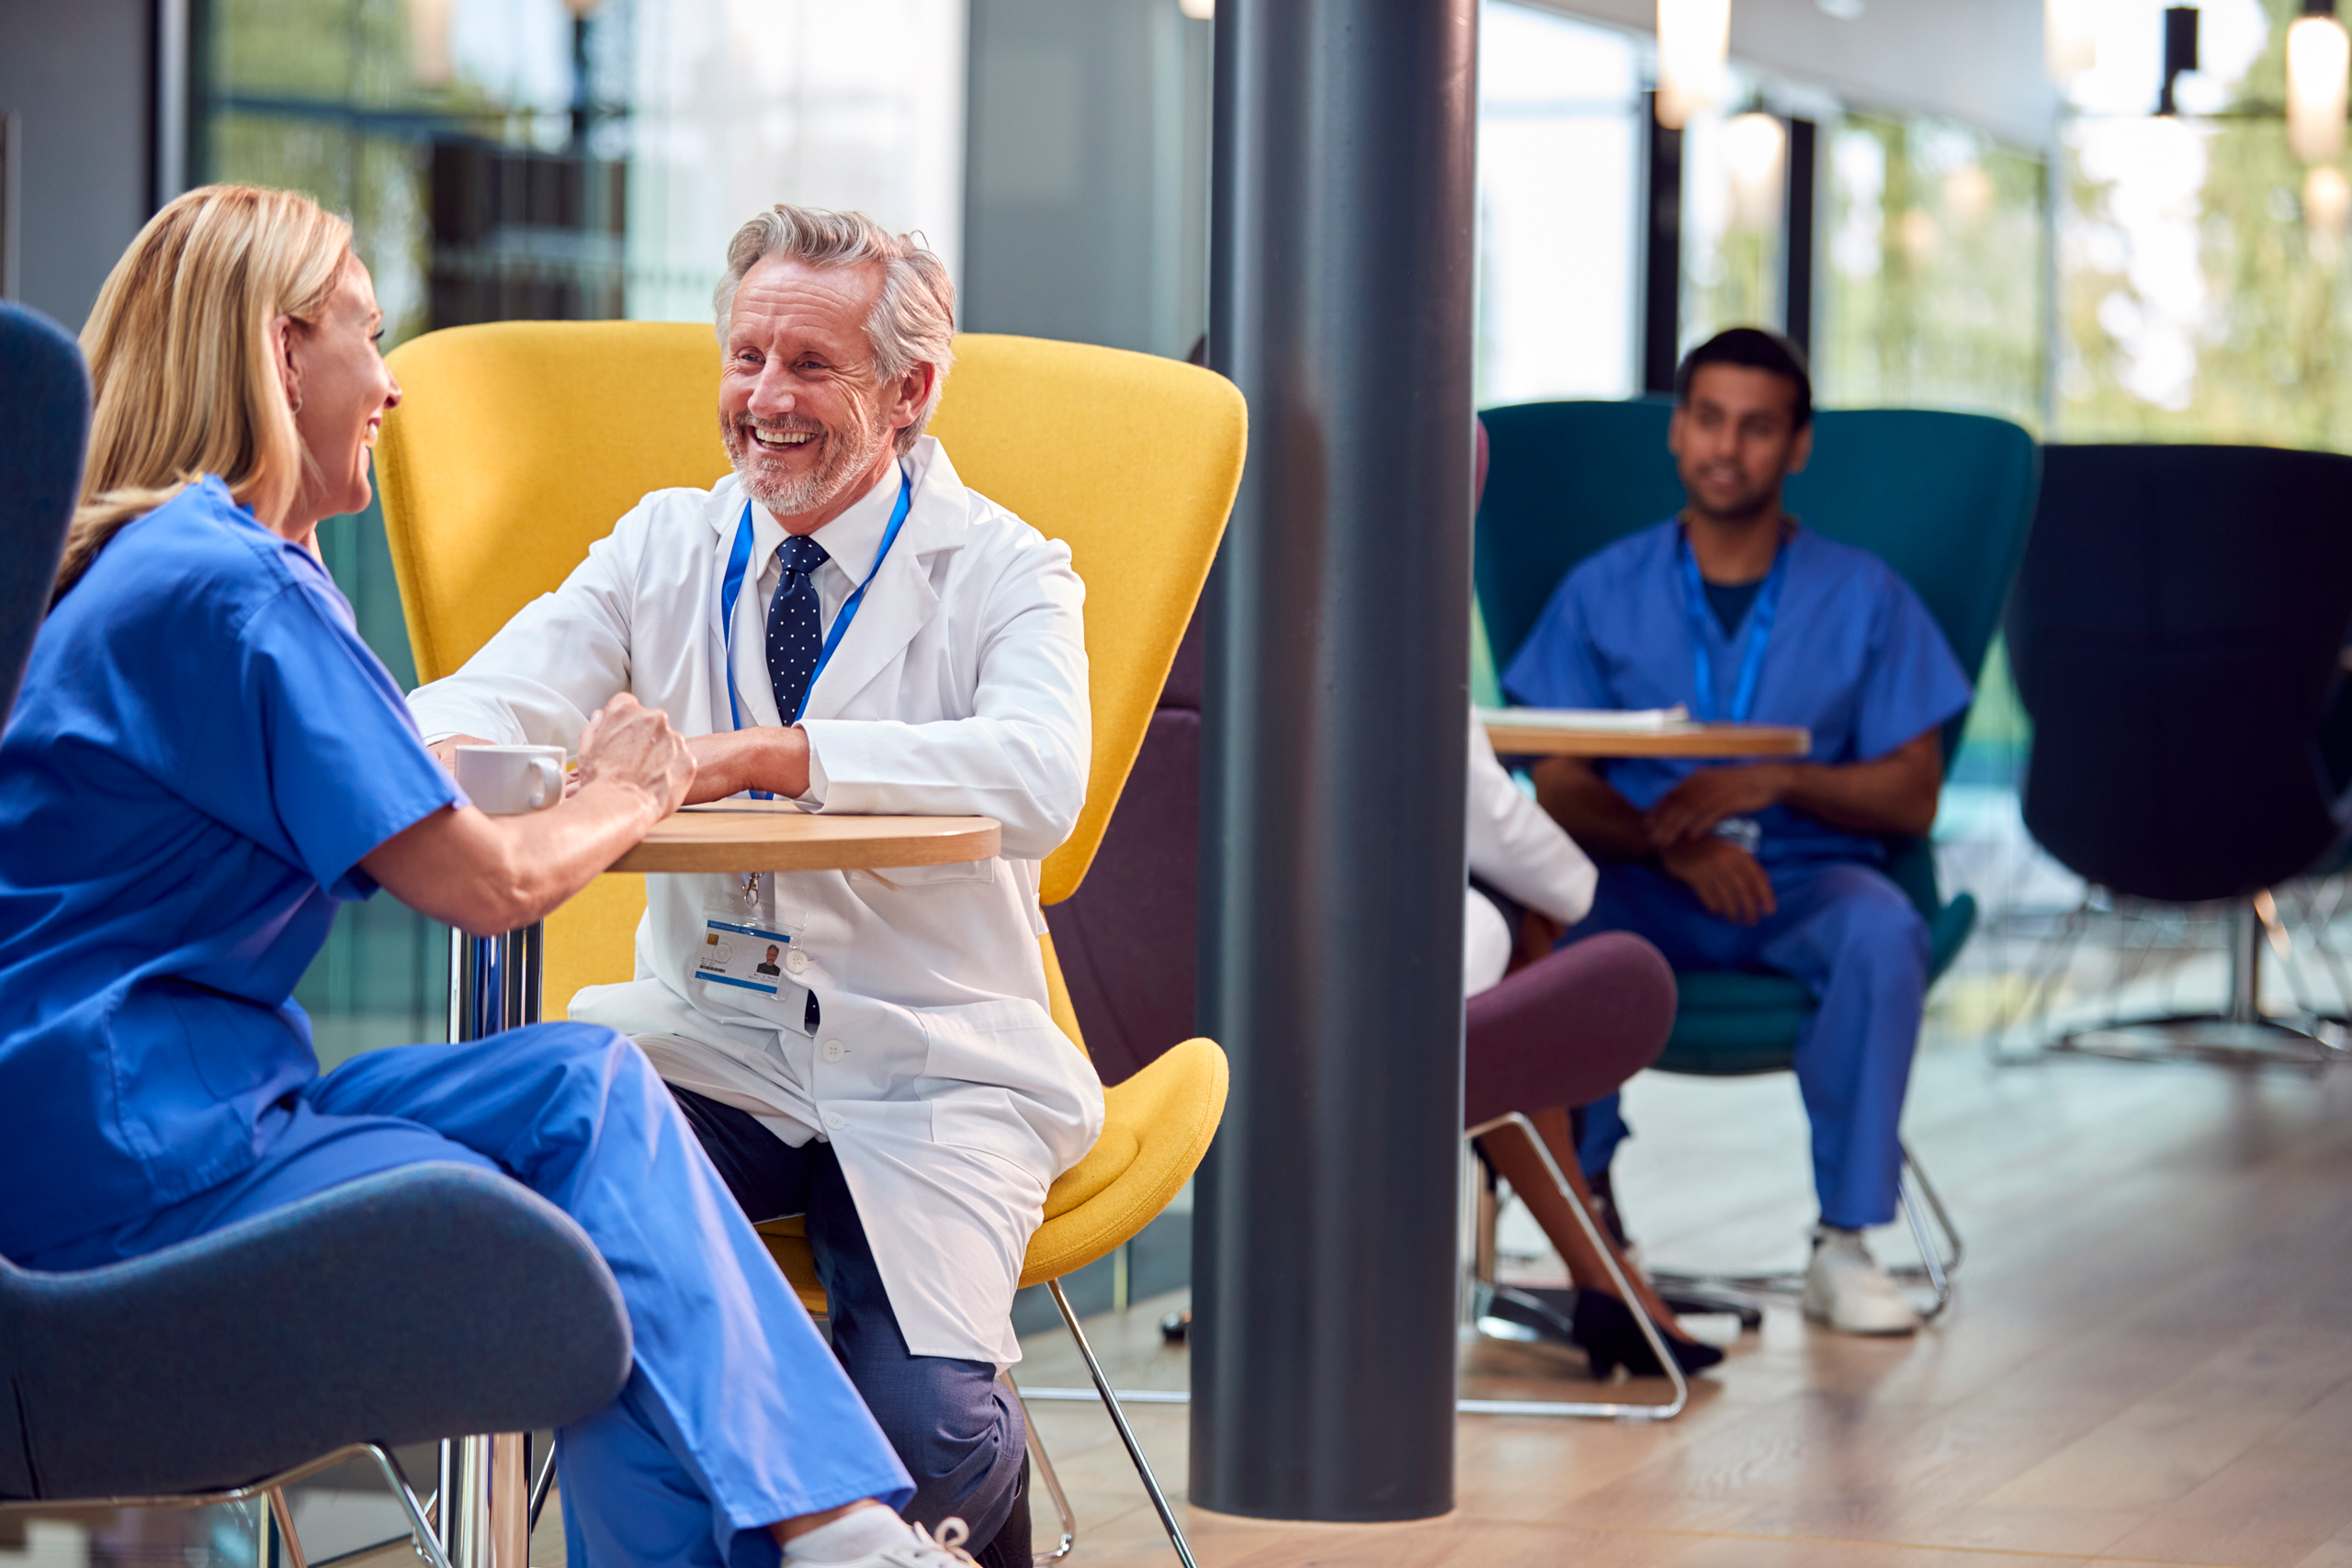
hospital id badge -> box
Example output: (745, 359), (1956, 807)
(694, 910), (806, 998)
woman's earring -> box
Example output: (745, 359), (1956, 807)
(288, 395), (303, 416)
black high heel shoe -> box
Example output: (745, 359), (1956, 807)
(1572, 1289), (1724, 1380)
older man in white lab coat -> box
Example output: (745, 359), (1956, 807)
(410, 205), (1099, 1568)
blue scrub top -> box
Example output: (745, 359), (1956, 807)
(0, 478), (462, 1261)
(1500, 519), (1972, 868)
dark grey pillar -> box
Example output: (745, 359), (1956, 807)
(1191, 0), (1477, 1524)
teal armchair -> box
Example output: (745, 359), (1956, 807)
(1474, 399), (2040, 1303)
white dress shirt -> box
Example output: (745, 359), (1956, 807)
(723, 463), (908, 806)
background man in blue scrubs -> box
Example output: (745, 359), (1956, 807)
(1503, 329), (1971, 1336)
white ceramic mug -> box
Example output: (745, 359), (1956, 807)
(456, 744), (568, 816)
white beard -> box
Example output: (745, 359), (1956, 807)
(724, 398), (891, 521)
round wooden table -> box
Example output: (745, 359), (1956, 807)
(609, 806), (1001, 874)
(1481, 717), (1811, 759)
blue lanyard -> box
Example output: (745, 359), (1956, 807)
(718, 468), (914, 795)
(1676, 527), (1789, 725)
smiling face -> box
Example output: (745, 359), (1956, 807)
(719, 254), (926, 531)
(1668, 364), (1812, 527)
(280, 254), (400, 537)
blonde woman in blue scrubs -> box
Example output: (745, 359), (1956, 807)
(0, 186), (975, 1568)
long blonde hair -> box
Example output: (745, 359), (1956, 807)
(55, 184), (354, 599)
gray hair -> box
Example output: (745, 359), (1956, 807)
(713, 204), (956, 456)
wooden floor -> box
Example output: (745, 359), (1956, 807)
(12, 953), (2352, 1568)
(1013, 1031), (2352, 1568)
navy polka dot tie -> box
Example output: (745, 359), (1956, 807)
(765, 534), (831, 725)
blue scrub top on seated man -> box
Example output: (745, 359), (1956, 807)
(1501, 326), (1970, 1337)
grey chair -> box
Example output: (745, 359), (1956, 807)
(0, 304), (633, 1568)
(0, 302), (88, 711)
(0, 1165), (632, 1567)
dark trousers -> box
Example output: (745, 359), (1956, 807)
(665, 1085), (1028, 1560)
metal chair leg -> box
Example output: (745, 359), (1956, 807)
(526, 1431), (556, 1534)
(436, 1433), (529, 1568)
(1650, 1143), (1962, 1316)
(1000, 1371), (1077, 1564)
(1985, 899), (2090, 1065)
(262, 1486), (309, 1568)
(1458, 1113), (1689, 1421)
(1047, 1279), (1196, 1568)
(1895, 1150), (1954, 1323)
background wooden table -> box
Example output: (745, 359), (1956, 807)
(1481, 718), (1811, 759)
(609, 806), (1001, 874)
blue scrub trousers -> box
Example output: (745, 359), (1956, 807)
(22, 1024), (913, 1568)
(1564, 858), (1929, 1229)
(666, 1087), (1027, 1555)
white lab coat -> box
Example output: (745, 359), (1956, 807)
(1464, 719), (1597, 995)
(408, 437), (1104, 1365)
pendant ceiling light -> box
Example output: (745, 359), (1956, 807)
(2290, 1), (2350, 164)
(1657, 0), (1731, 130)
(2306, 164), (2352, 247)
(1724, 110), (1786, 228)
(2044, 0), (2098, 83)
(406, 0), (454, 85)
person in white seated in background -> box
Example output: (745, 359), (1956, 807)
(410, 203), (1097, 1568)
(1464, 717), (1596, 992)
(1457, 721), (1722, 1376)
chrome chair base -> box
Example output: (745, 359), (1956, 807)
(2052, 1015), (2348, 1068)
(1991, 891), (2352, 1072)
(999, 1373), (1078, 1565)
(1459, 1112), (1690, 1421)
(0, 1443), (447, 1568)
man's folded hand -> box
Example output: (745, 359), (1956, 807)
(1657, 834), (1777, 925)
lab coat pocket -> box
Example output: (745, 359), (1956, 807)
(918, 998), (1103, 1175)
(858, 858), (998, 890)
(930, 1089), (1053, 1180)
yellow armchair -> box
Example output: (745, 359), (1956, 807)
(379, 323), (1242, 1566)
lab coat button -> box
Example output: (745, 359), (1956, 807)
(821, 1039), (846, 1062)
(824, 1111), (847, 1132)
(786, 950), (810, 975)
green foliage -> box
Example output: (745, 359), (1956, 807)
(2058, 0), (2352, 448)
(1816, 113), (2049, 431)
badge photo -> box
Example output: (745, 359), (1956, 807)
(695, 915), (800, 997)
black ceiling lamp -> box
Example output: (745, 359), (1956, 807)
(2156, 5), (2200, 117)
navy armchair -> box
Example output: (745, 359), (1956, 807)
(2003, 443), (2352, 1065)
(0, 1166), (632, 1563)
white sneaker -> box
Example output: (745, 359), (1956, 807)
(1803, 1227), (1920, 1336)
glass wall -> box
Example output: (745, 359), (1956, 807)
(1475, 2), (1641, 408)
(1815, 112), (2048, 432)
(192, 0), (967, 1064)
(2054, 0), (2352, 450)
(1812, 107), (2049, 787)
(1678, 90), (1789, 351)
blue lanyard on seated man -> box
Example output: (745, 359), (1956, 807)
(1677, 524), (1791, 857)
(716, 465), (915, 801)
